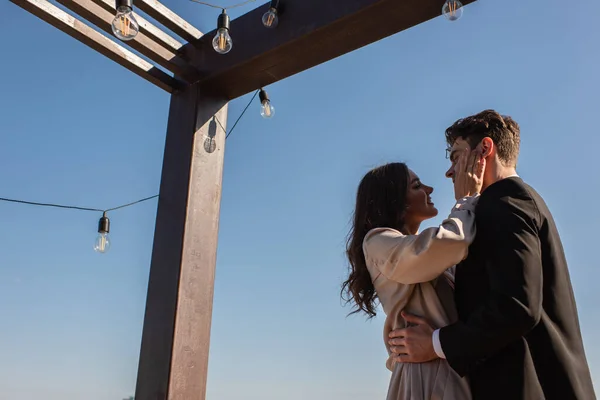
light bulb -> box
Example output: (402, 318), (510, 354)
(262, 8), (279, 28)
(262, 0), (280, 28)
(213, 10), (233, 54)
(260, 100), (275, 118)
(94, 232), (111, 253)
(442, 0), (463, 21)
(94, 212), (111, 254)
(112, 5), (139, 41)
(212, 28), (233, 54)
(259, 88), (275, 119)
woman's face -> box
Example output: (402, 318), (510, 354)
(404, 169), (438, 226)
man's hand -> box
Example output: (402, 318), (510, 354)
(388, 311), (438, 363)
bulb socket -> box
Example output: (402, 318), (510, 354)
(116, 0), (133, 10)
(217, 9), (231, 31)
(259, 89), (270, 104)
(98, 212), (110, 234)
(269, 0), (280, 10)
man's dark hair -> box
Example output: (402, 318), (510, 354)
(445, 109), (520, 167)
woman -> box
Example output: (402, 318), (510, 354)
(342, 149), (484, 400)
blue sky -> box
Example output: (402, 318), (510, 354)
(1, 0), (599, 399)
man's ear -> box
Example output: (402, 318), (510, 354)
(478, 137), (494, 158)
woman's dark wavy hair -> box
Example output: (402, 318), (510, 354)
(342, 162), (410, 318)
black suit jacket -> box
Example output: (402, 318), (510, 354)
(439, 177), (595, 400)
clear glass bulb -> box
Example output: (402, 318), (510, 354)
(112, 6), (139, 41)
(262, 8), (279, 28)
(94, 232), (111, 253)
(212, 28), (233, 54)
(260, 100), (275, 119)
(442, 0), (463, 21)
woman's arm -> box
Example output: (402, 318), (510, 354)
(363, 196), (478, 284)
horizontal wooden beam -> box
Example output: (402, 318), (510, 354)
(89, 0), (184, 53)
(55, 0), (199, 81)
(192, 0), (476, 99)
(135, 0), (203, 43)
(10, 0), (180, 92)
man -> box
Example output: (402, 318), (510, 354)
(388, 110), (595, 399)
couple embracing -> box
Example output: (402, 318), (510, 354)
(343, 110), (596, 400)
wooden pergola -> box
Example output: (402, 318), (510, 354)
(9, 0), (475, 398)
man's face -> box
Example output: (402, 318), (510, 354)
(445, 138), (471, 182)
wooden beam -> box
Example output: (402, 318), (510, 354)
(135, 83), (228, 400)
(89, 0), (184, 54)
(54, 0), (199, 81)
(135, 0), (203, 43)
(10, 0), (179, 92)
(192, 0), (477, 99)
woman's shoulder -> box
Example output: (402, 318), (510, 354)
(362, 227), (407, 259)
(363, 227), (404, 246)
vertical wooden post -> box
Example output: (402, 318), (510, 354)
(135, 83), (228, 400)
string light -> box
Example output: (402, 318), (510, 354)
(259, 88), (274, 119)
(224, 89), (259, 139)
(213, 9), (233, 54)
(0, 195), (157, 254)
(189, 0), (256, 10)
(442, 0), (463, 21)
(1, 91), (260, 253)
(112, 0), (139, 41)
(189, 0), (257, 54)
(262, 0), (280, 28)
(95, 212), (111, 253)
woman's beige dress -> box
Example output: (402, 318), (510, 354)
(363, 196), (478, 400)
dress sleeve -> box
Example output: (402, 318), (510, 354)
(363, 196), (478, 284)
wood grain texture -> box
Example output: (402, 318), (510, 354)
(136, 0), (203, 43)
(168, 96), (227, 400)
(135, 83), (228, 400)
(10, 0), (179, 92)
(55, 0), (199, 80)
(192, 0), (477, 99)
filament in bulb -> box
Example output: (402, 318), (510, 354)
(119, 15), (131, 37)
(218, 33), (226, 51)
(448, 2), (457, 18)
(263, 103), (272, 117)
(265, 13), (275, 26)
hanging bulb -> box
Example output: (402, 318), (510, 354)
(259, 88), (275, 119)
(94, 212), (111, 253)
(260, 99), (274, 118)
(111, 0), (139, 41)
(442, 0), (463, 21)
(213, 9), (233, 54)
(213, 28), (232, 54)
(95, 231), (110, 253)
(262, 0), (280, 28)
(262, 8), (278, 28)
